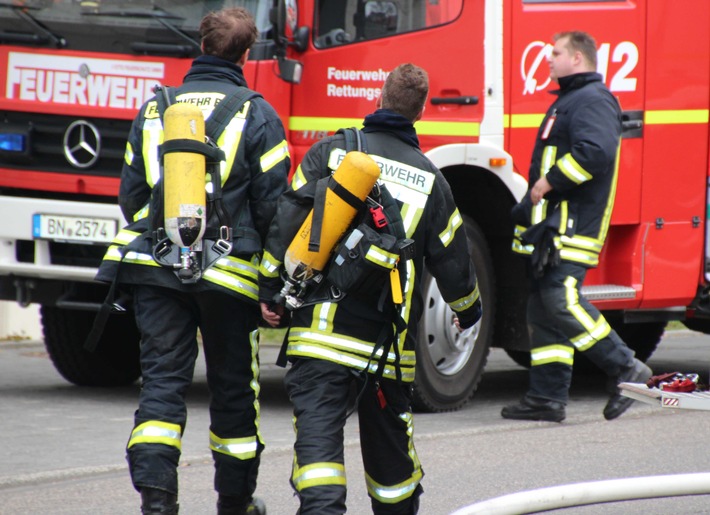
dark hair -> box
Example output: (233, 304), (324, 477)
(554, 31), (597, 69)
(380, 63), (429, 122)
(200, 7), (258, 63)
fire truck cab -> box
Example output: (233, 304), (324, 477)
(1, 0), (708, 412)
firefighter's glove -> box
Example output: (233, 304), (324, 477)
(457, 298), (482, 330)
(521, 223), (559, 278)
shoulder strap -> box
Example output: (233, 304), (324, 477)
(206, 87), (263, 141)
(336, 126), (367, 153)
(154, 85), (177, 120)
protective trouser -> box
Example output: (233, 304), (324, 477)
(527, 262), (635, 403)
(127, 285), (264, 498)
(284, 358), (423, 515)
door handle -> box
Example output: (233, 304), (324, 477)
(430, 96), (479, 106)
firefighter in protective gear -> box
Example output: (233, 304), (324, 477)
(259, 64), (481, 514)
(503, 31), (651, 423)
(94, 8), (289, 514)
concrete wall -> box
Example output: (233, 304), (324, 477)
(0, 302), (42, 341)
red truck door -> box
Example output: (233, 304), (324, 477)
(506, 0), (648, 305)
(289, 0), (484, 165)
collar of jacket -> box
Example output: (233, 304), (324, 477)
(550, 71), (602, 97)
(362, 109), (420, 148)
(183, 55), (248, 88)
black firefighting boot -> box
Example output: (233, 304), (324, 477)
(140, 487), (179, 514)
(501, 394), (566, 422)
(217, 494), (266, 515)
(604, 358), (653, 420)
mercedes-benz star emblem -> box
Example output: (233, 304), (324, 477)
(63, 120), (101, 169)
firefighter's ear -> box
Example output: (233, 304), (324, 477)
(376, 95), (382, 108)
(238, 49), (250, 67)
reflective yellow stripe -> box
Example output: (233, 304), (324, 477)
(292, 462), (347, 491)
(564, 275), (611, 351)
(214, 255), (259, 280)
(448, 285), (480, 312)
(203, 266), (259, 300)
(645, 109), (709, 124)
(558, 247), (599, 266)
(259, 250), (282, 278)
(507, 113), (545, 129)
(124, 141), (134, 166)
(530, 344), (574, 366)
(510, 109), (709, 129)
(260, 140), (290, 173)
(289, 116), (479, 137)
(128, 420), (182, 450)
(313, 302), (337, 333)
(413, 120), (479, 137)
(556, 152), (592, 185)
(365, 411), (422, 504)
(210, 431), (258, 460)
(291, 165), (308, 191)
(365, 246), (398, 269)
(439, 208), (463, 247)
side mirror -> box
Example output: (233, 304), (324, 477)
(278, 56), (303, 84)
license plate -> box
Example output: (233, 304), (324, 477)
(33, 214), (118, 244)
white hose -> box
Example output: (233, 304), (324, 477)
(450, 472), (710, 515)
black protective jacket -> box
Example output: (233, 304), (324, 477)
(512, 72), (622, 268)
(259, 110), (481, 381)
(96, 56), (290, 303)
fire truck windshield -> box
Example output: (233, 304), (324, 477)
(0, 0), (272, 57)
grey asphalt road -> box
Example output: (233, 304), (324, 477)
(1, 329), (709, 514)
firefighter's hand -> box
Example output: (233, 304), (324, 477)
(531, 177), (553, 205)
(260, 302), (284, 328)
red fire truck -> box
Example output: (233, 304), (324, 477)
(1, 0), (707, 412)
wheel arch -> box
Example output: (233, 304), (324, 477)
(426, 143), (531, 352)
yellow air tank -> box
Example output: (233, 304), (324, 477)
(162, 102), (207, 248)
(284, 151), (380, 281)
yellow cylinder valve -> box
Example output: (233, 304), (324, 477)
(162, 102), (207, 248)
(284, 150), (381, 281)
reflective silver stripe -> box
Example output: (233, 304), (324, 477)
(127, 420), (182, 450)
(287, 342), (416, 382)
(215, 256), (259, 279)
(438, 208), (463, 247)
(365, 410), (422, 503)
(530, 344), (574, 366)
(557, 152), (592, 184)
(560, 234), (603, 252)
(209, 431), (258, 460)
(292, 462), (346, 491)
(259, 251), (282, 278)
(142, 116), (163, 188)
(448, 285), (480, 311)
(565, 275), (611, 351)
(124, 141), (134, 166)
(260, 140), (290, 172)
(365, 247), (398, 268)
(203, 267), (259, 300)
(289, 329), (396, 361)
(291, 165), (308, 191)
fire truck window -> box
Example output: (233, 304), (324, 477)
(314, 0), (463, 49)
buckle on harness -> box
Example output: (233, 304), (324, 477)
(366, 197), (387, 228)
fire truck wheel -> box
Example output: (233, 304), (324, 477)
(41, 305), (141, 387)
(413, 216), (495, 413)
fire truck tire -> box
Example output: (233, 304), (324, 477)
(41, 305), (141, 387)
(413, 216), (495, 413)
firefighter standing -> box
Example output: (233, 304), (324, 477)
(259, 64), (481, 514)
(95, 8), (290, 514)
(502, 31), (651, 423)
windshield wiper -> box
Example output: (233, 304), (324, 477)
(82, 7), (201, 56)
(0, 1), (66, 48)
